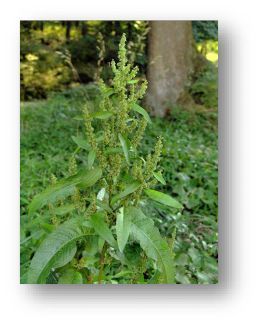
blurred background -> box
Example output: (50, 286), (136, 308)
(20, 21), (218, 284)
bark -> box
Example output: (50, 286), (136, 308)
(65, 21), (71, 42)
(146, 21), (194, 117)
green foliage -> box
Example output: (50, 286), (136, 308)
(20, 87), (218, 284)
(190, 62), (218, 108)
(116, 207), (131, 253)
(192, 21), (218, 42)
(28, 168), (102, 216)
(27, 217), (90, 284)
(145, 189), (183, 209)
(129, 207), (174, 283)
(23, 35), (183, 284)
(20, 21), (150, 100)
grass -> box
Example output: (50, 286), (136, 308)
(20, 85), (218, 284)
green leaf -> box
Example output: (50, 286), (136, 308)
(110, 182), (141, 206)
(90, 212), (117, 247)
(116, 207), (131, 252)
(88, 150), (96, 169)
(153, 171), (166, 185)
(29, 168), (102, 216)
(132, 103), (152, 124)
(58, 269), (83, 284)
(27, 217), (91, 284)
(128, 207), (174, 284)
(96, 200), (112, 213)
(118, 133), (130, 165)
(71, 135), (90, 150)
(128, 79), (138, 84)
(54, 204), (76, 215)
(144, 189), (182, 209)
(91, 111), (113, 119)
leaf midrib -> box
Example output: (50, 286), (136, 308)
(131, 222), (172, 283)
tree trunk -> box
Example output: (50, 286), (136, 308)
(146, 21), (194, 117)
(65, 21), (71, 42)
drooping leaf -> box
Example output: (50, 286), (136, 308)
(153, 171), (166, 185)
(88, 149), (96, 169)
(132, 103), (152, 124)
(27, 217), (91, 284)
(58, 269), (83, 284)
(118, 133), (130, 165)
(28, 168), (102, 216)
(54, 204), (76, 216)
(90, 212), (117, 247)
(71, 135), (90, 150)
(144, 189), (182, 209)
(128, 206), (174, 284)
(110, 182), (141, 206)
(116, 207), (131, 252)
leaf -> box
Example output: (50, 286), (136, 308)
(97, 188), (106, 201)
(116, 207), (131, 252)
(96, 200), (112, 213)
(153, 171), (166, 185)
(128, 207), (174, 284)
(110, 182), (141, 206)
(118, 133), (130, 165)
(132, 103), (152, 124)
(88, 150), (96, 169)
(54, 204), (76, 215)
(58, 269), (83, 284)
(29, 168), (102, 216)
(144, 189), (182, 209)
(91, 111), (113, 119)
(90, 212), (117, 247)
(128, 79), (138, 84)
(27, 217), (91, 284)
(71, 135), (90, 150)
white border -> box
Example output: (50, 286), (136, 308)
(1, 0), (258, 324)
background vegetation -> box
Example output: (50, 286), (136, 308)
(20, 20), (218, 284)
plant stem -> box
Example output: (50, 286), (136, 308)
(98, 242), (107, 284)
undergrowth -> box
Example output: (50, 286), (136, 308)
(21, 87), (218, 284)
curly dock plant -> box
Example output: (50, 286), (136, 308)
(27, 34), (182, 284)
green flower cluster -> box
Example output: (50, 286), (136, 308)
(81, 33), (163, 207)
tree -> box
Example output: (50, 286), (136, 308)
(146, 21), (194, 117)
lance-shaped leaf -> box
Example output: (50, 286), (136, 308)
(90, 212), (117, 247)
(132, 103), (152, 124)
(91, 111), (113, 119)
(144, 189), (182, 209)
(54, 204), (76, 216)
(88, 149), (96, 169)
(29, 168), (102, 216)
(27, 217), (91, 284)
(71, 135), (90, 150)
(119, 133), (130, 165)
(110, 182), (141, 206)
(153, 171), (166, 185)
(128, 206), (174, 284)
(116, 207), (131, 252)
